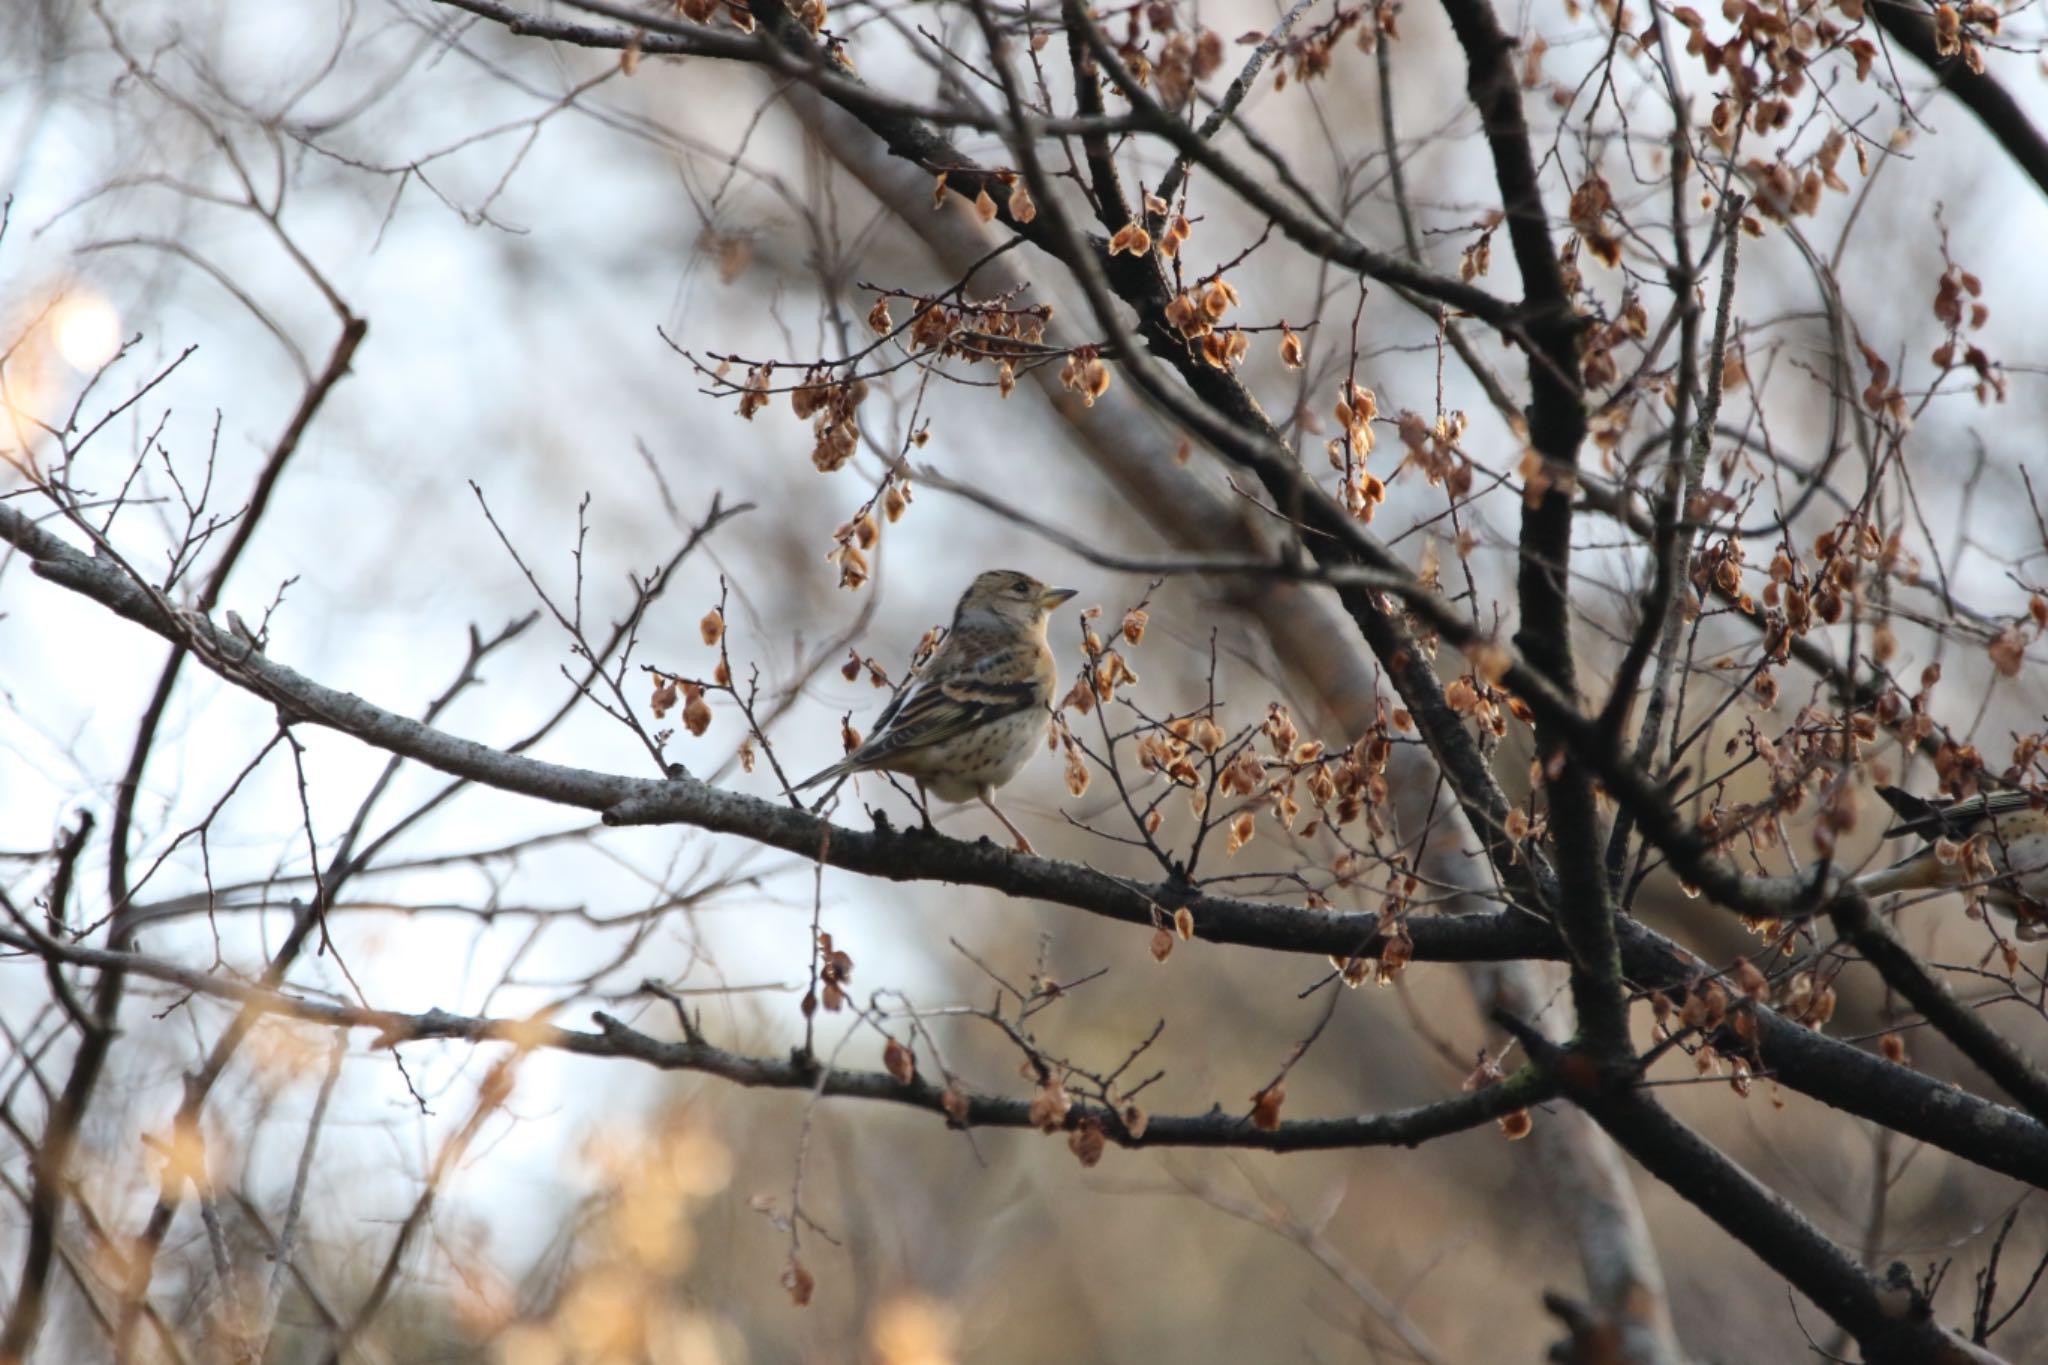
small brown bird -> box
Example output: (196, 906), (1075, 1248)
(796, 569), (1077, 853)
(1854, 786), (2048, 940)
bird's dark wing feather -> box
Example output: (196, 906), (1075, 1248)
(795, 641), (1046, 789)
(849, 670), (1041, 764)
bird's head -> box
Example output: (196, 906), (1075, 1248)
(954, 569), (1078, 633)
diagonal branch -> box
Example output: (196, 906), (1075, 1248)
(1579, 1084), (2006, 1365)
(1827, 892), (2048, 1124)
(1868, 0), (2048, 200)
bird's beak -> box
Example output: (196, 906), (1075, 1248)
(1040, 586), (1079, 609)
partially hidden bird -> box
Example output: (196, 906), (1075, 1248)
(1853, 785), (2048, 940)
(795, 569), (1078, 853)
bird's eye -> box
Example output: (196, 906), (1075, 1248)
(1013, 582), (1030, 595)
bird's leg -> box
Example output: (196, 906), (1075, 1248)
(977, 787), (1033, 854)
(914, 781), (937, 834)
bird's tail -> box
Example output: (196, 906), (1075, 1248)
(794, 758), (857, 793)
(1873, 784), (1939, 826)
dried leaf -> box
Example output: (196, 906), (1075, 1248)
(1249, 1082), (1285, 1131)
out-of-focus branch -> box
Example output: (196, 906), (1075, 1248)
(257, 1037), (345, 1356)
(1175, 1167), (1449, 1364)
(1, 307), (363, 1365)
(1480, 960), (1687, 1365)
(0, 925), (1554, 1154)
(321, 1048), (528, 1364)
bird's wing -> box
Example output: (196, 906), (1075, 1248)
(845, 644), (1046, 766)
(1880, 786), (2042, 840)
(795, 633), (1050, 790)
(1873, 785), (1941, 834)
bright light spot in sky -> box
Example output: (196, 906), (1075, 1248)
(50, 292), (122, 372)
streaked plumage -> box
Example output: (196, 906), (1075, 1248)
(1853, 785), (2048, 940)
(796, 569), (1077, 852)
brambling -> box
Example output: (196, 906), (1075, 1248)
(1853, 785), (2048, 940)
(796, 569), (1078, 853)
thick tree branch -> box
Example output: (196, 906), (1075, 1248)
(1828, 893), (2048, 1124)
(1736, 997), (2048, 1191)
(1432, 0), (1627, 1056)
(1870, 0), (2048, 201)
(1576, 1084), (2006, 1365)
